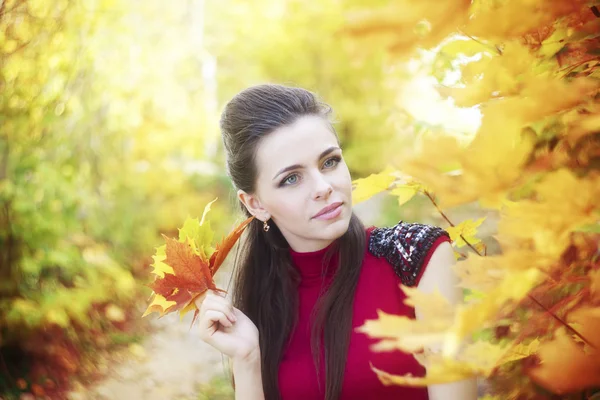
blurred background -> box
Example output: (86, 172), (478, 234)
(0, 0), (486, 399)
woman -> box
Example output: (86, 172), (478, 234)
(196, 84), (477, 400)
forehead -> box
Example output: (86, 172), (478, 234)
(255, 115), (339, 175)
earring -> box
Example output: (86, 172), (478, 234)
(263, 220), (270, 232)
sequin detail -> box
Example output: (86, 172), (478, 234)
(368, 221), (450, 286)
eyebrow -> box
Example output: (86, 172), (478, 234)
(272, 146), (341, 181)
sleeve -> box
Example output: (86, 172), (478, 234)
(368, 221), (451, 287)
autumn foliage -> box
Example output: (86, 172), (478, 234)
(143, 199), (253, 322)
(349, 0), (600, 398)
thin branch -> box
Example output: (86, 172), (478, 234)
(527, 293), (596, 350)
(422, 189), (596, 350)
(457, 29), (503, 55)
(559, 59), (597, 78)
(423, 190), (484, 256)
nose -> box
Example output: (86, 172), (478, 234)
(312, 173), (333, 200)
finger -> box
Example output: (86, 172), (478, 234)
(209, 289), (227, 298)
(193, 292), (208, 309)
(202, 310), (233, 330)
(201, 298), (236, 323)
(203, 294), (236, 323)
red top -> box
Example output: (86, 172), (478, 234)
(278, 223), (450, 400)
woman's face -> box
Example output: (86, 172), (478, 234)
(239, 115), (353, 252)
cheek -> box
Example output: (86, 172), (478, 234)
(334, 164), (353, 193)
(266, 191), (306, 221)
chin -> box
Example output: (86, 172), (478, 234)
(321, 214), (352, 240)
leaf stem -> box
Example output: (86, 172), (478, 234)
(422, 189), (596, 350)
(424, 190), (483, 256)
(526, 294), (596, 350)
(457, 29), (503, 55)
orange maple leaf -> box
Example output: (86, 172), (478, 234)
(149, 235), (216, 311)
(524, 307), (600, 395)
(144, 214), (254, 320)
(209, 216), (254, 275)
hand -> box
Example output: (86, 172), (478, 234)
(196, 290), (260, 363)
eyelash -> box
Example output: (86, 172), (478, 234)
(279, 156), (342, 187)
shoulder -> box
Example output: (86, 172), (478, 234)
(367, 221), (450, 287)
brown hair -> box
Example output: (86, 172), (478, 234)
(220, 83), (365, 400)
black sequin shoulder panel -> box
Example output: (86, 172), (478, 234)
(368, 221), (450, 287)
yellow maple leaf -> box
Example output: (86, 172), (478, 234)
(498, 170), (600, 258)
(497, 338), (541, 365)
(460, 340), (510, 375)
(343, 0), (471, 56)
(452, 257), (505, 292)
(358, 286), (455, 353)
(371, 354), (478, 387)
(465, 0), (582, 40)
(439, 41), (541, 107)
(401, 285), (455, 320)
(444, 268), (542, 356)
(446, 217), (485, 248)
(351, 166), (395, 204)
(564, 107), (600, 144)
(389, 180), (425, 207)
(357, 310), (449, 353)
(150, 245), (173, 278)
(142, 294), (177, 318)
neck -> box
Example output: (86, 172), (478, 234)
(289, 240), (339, 283)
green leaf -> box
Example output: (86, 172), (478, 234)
(575, 223), (600, 233)
(539, 27), (568, 59)
(178, 201), (217, 257)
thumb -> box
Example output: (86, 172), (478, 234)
(194, 292), (208, 309)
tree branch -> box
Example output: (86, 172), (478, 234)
(422, 188), (596, 350)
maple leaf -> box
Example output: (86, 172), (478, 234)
(465, 0), (585, 40)
(498, 170), (600, 258)
(143, 199), (254, 319)
(446, 217), (485, 248)
(143, 293), (177, 318)
(563, 105), (600, 144)
(343, 0), (471, 56)
(451, 256), (505, 292)
(209, 216), (254, 275)
(444, 268), (542, 356)
(370, 359), (475, 387)
(370, 341), (508, 387)
(149, 245), (173, 278)
(357, 286), (455, 353)
(496, 338), (541, 365)
(357, 310), (448, 353)
(343, 0), (600, 396)
(525, 307), (600, 394)
(351, 166), (395, 205)
(146, 235), (216, 320)
(389, 179), (425, 207)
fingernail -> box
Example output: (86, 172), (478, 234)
(230, 314), (237, 322)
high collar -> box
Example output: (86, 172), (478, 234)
(289, 241), (339, 285)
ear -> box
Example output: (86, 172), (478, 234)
(237, 189), (270, 221)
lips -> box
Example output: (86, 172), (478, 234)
(312, 202), (343, 219)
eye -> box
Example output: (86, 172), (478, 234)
(323, 156), (341, 169)
(282, 173), (299, 186)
